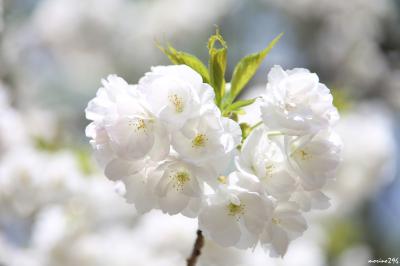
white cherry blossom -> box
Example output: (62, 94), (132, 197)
(172, 109), (240, 166)
(104, 158), (159, 213)
(286, 130), (342, 190)
(236, 127), (296, 200)
(153, 158), (213, 217)
(290, 187), (331, 212)
(260, 65), (339, 136)
(260, 202), (307, 257)
(85, 75), (170, 163)
(199, 175), (272, 249)
(138, 65), (215, 130)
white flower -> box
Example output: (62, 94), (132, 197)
(83, 63), (343, 258)
(153, 158), (213, 217)
(199, 176), (272, 248)
(286, 130), (342, 190)
(85, 75), (169, 162)
(138, 65), (215, 130)
(260, 65), (339, 136)
(172, 109), (241, 168)
(236, 127), (296, 200)
(104, 158), (159, 213)
(260, 202), (307, 257)
(290, 187), (330, 212)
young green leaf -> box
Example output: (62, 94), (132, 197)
(222, 98), (257, 116)
(227, 33), (283, 105)
(157, 44), (210, 83)
(208, 30), (228, 106)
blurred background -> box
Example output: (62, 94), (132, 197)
(0, 0), (399, 265)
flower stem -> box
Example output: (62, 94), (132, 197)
(187, 230), (204, 266)
(251, 121), (263, 130)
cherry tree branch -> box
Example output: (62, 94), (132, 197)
(187, 230), (204, 266)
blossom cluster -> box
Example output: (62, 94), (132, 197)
(198, 65), (341, 256)
(86, 63), (342, 256)
(86, 65), (241, 216)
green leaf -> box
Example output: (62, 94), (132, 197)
(227, 32), (283, 105)
(223, 98), (257, 116)
(208, 29), (228, 106)
(157, 43), (210, 83)
(239, 123), (252, 140)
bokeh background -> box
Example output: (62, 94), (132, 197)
(0, 0), (399, 265)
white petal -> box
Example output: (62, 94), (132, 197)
(240, 193), (271, 235)
(199, 204), (241, 247)
(148, 123), (170, 161)
(123, 172), (156, 213)
(269, 225), (290, 257)
(181, 197), (203, 218)
(158, 188), (191, 215)
(104, 158), (145, 181)
(106, 117), (155, 159)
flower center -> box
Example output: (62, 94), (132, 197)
(217, 175), (228, 184)
(227, 202), (245, 217)
(192, 133), (207, 148)
(170, 170), (190, 191)
(168, 93), (184, 113)
(129, 118), (149, 133)
(295, 149), (312, 160)
(135, 119), (146, 130)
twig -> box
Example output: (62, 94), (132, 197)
(187, 230), (204, 266)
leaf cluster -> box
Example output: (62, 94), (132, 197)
(158, 30), (282, 138)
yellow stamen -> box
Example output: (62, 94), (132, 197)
(129, 118), (148, 133)
(135, 119), (146, 130)
(170, 171), (190, 191)
(168, 94), (184, 113)
(227, 202), (245, 216)
(192, 134), (207, 148)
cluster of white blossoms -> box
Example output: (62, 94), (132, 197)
(86, 63), (342, 257)
(86, 65), (241, 216)
(198, 65), (341, 256)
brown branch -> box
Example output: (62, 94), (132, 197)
(187, 230), (204, 266)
